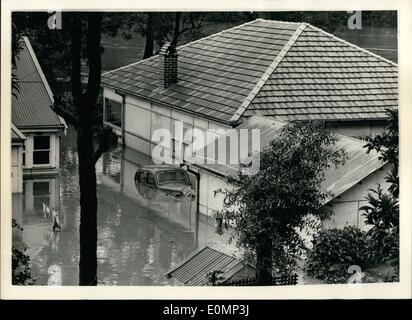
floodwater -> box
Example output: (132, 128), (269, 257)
(12, 129), (231, 285)
(12, 23), (397, 286)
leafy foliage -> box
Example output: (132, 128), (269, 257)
(360, 186), (399, 266)
(216, 121), (346, 282)
(305, 227), (371, 284)
(362, 109), (399, 273)
(11, 22), (22, 99)
(12, 220), (36, 285)
(364, 109), (398, 197)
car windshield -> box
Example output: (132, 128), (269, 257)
(157, 171), (189, 185)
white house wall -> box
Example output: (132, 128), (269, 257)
(11, 145), (24, 193)
(21, 131), (60, 173)
(330, 122), (385, 138)
(325, 163), (391, 231)
(105, 88), (230, 161)
(198, 171), (229, 217)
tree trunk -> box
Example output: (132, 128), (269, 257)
(78, 126), (98, 286)
(143, 13), (154, 59)
(255, 231), (273, 285)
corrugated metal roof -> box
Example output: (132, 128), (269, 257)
(165, 245), (248, 286)
(196, 115), (384, 202)
(102, 19), (397, 124)
(12, 37), (64, 129)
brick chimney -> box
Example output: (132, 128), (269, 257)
(159, 42), (178, 88)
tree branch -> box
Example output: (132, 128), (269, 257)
(52, 96), (79, 127)
(170, 12), (206, 47)
(92, 126), (113, 164)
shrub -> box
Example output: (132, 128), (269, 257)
(305, 226), (371, 284)
(360, 186), (399, 268)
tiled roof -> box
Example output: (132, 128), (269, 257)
(165, 245), (250, 286)
(102, 19), (300, 123)
(196, 115), (385, 203)
(12, 37), (64, 129)
(102, 19), (397, 124)
(242, 23), (398, 121)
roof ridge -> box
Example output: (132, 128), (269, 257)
(102, 19), (260, 77)
(306, 23), (398, 67)
(255, 18), (303, 25)
(22, 37), (54, 102)
(230, 23), (308, 122)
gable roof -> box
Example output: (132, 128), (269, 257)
(102, 19), (397, 125)
(165, 245), (252, 286)
(11, 123), (26, 143)
(195, 115), (385, 203)
(12, 37), (65, 130)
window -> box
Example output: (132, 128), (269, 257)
(105, 98), (122, 128)
(33, 181), (50, 212)
(33, 136), (50, 165)
(147, 173), (155, 186)
(157, 171), (189, 184)
(137, 172), (146, 183)
(22, 144), (26, 166)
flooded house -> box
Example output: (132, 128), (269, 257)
(12, 36), (66, 179)
(11, 37), (66, 224)
(101, 19), (397, 230)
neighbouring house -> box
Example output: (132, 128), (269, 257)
(195, 115), (390, 231)
(101, 19), (396, 229)
(12, 37), (66, 179)
(165, 245), (255, 286)
(11, 124), (26, 193)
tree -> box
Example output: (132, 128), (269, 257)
(361, 109), (399, 272)
(360, 186), (399, 267)
(50, 12), (116, 286)
(11, 22), (22, 98)
(216, 121), (346, 285)
(364, 109), (398, 198)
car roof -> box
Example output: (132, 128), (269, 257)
(139, 165), (187, 173)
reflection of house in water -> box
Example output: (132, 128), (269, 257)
(13, 177), (61, 227)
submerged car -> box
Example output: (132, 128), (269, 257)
(134, 165), (195, 200)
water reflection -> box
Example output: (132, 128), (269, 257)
(12, 128), (230, 285)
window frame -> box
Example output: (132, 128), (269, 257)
(104, 98), (123, 129)
(32, 135), (51, 167)
(146, 172), (156, 187)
